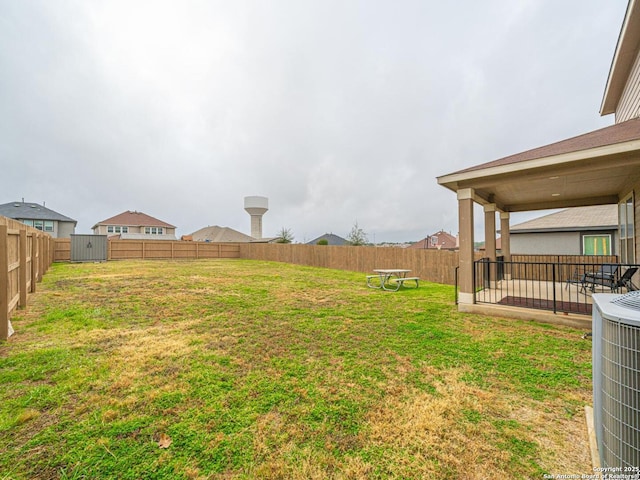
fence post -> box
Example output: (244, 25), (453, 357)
(47, 237), (52, 266)
(0, 225), (9, 340)
(19, 229), (27, 308)
(552, 264), (557, 314)
(472, 259), (477, 303)
(31, 233), (37, 293)
(37, 235), (43, 281)
(42, 236), (49, 274)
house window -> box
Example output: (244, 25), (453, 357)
(107, 226), (129, 234)
(430, 236), (438, 246)
(20, 219), (53, 231)
(619, 193), (635, 263)
(144, 227), (163, 235)
(583, 235), (611, 255)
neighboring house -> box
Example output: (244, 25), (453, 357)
(377, 242), (413, 248)
(476, 237), (502, 253)
(437, 0), (640, 316)
(409, 230), (458, 250)
(307, 233), (348, 246)
(508, 205), (619, 255)
(92, 211), (177, 240)
(189, 225), (255, 243)
(0, 201), (76, 238)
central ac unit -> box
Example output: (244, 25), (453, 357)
(592, 291), (640, 468)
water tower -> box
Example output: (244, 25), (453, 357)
(244, 196), (268, 239)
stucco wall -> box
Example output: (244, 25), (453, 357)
(92, 225), (176, 236)
(511, 232), (579, 255)
(56, 221), (76, 238)
(511, 230), (619, 255)
(94, 225), (143, 235)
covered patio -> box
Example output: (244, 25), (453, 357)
(438, 118), (640, 326)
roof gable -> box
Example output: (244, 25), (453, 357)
(601, 0), (640, 115)
(190, 225), (254, 243)
(409, 230), (458, 249)
(307, 233), (348, 245)
(94, 211), (175, 229)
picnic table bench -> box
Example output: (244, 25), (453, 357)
(367, 269), (419, 291)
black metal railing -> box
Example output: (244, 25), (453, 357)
(454, 266), (459, 304)
(473, 259), (640, 315)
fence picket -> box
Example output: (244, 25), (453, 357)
(0, 216), (53, 340)
(19, 230), (27, 307)
(0, 225), (8, 340)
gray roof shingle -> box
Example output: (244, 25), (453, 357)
(190, 225), (254, 243)
(307, 233), (348, 245)
(0, 201), (76, 223)
(510, 205), (618, 233)
(450, 117), (640, 176)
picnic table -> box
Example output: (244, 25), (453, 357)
(366, 269), (419, 291)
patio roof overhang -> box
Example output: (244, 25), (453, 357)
(437, 118), (640, 212)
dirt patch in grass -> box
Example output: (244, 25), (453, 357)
(364, 367), (511, 478)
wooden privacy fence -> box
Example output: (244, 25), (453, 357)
(239, 243), (463, 285)
(53, 238), (241, 261)
(53, 239), (462, 284)
(50, 240), (623, 288)
(109, 240), (240, 260)
(1, 216), (53, 340)
(54, 238), (71, 261)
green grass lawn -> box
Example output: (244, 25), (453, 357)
(1, 259), (593, 479)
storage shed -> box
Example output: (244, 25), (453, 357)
(71, 234), (108, 262)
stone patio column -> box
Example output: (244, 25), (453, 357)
(500, 212), (511, 280)
(484, 204), (497, 287)
(458, 188), (475, 305)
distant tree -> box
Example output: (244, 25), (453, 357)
(346, 221), (368, 246)
(275, 227), (294, 244)
(316, 238), (329, 246)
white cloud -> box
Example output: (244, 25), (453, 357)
(0, 0), (628, 242)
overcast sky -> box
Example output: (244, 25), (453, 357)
(0, 0), (628, 242)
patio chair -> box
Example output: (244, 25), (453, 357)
(611, 267), (639, 293)
(565, 267), (587, 291)
(581, 264), (619, 293)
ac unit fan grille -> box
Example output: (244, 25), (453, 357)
(599, 316), (640, 467)
(611, 290), (640, 311)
